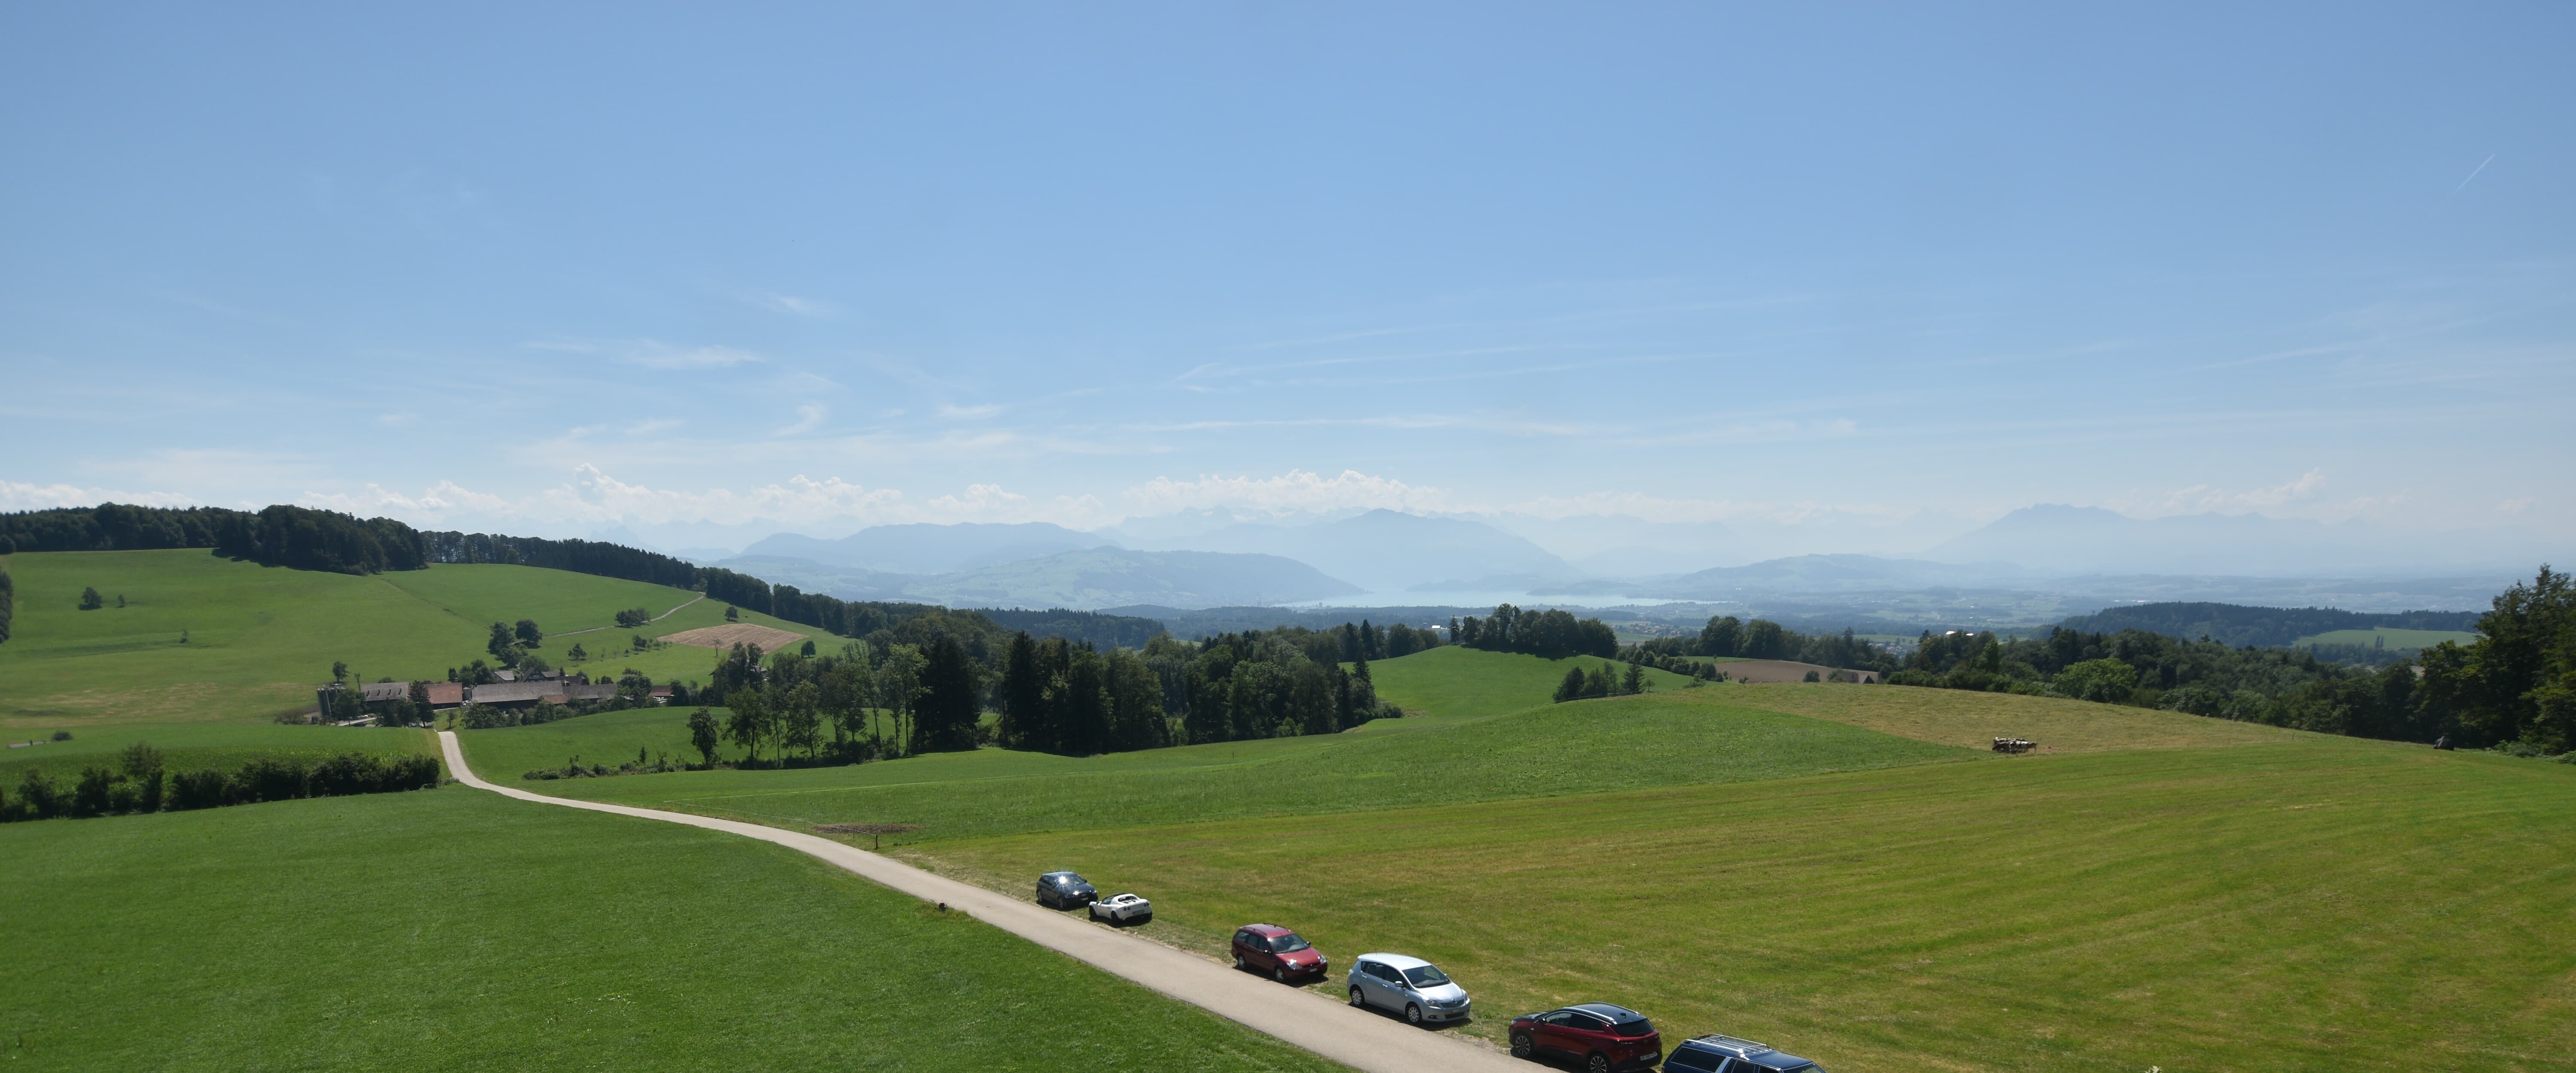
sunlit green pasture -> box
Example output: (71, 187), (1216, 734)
(918, 738), (2576, 1073)
(0, 550), (808, 728)
(1356, 643), (1698, 718)
(0, 785), (1346, 1072)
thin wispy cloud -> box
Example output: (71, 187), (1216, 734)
(937, 403), (1003, 419)
(746, 291), (837, 318)
(2452, 154), (2495, 194)
(778, 404), (826, 436)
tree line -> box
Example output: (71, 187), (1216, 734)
(1, 743), (439, 821)
(1882, 566), (2575, 754)
(1450, 604), (1616, 660)
(1627, 616), (1899, 672)
(2055, 601), (2481, 648)
(0, 565), (12, 646)
(5, 503), (1177, 656)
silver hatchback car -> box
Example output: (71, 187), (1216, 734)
(1346, 953), (1470, 1026)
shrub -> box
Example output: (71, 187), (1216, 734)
(71, 766), (116, 818)
(2051, 658), (2143, 704)
(234, 758), (309, 803)
(17, 768), (61, 819)
(169, 769), (229, 810)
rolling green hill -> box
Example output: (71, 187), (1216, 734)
(456, 681), (1963, 846)
(2291, 626), (2481, 650)
(1358, 643), (1699, 718)
(0, 549), (812, 729)
(0, 786), (1344, 1072)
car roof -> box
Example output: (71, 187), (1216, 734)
(1041, 871), (1085, 880)
(1567, 1003), (1644, 1020)
(1680, 1036), (1810, 1066)
(1355, 952), (1433, 970)
(1240, 923), (1294, 936)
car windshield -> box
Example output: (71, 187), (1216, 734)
(1401, 965), (1451, 987)
(1612, 1018), (1654, 1036)
(1054, 875), (1085, 886)
(1270, 933), (1311, 953)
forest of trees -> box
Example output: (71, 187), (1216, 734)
(1450, 603), (1616, 659)
(1884, 567), (2576, 754)
(1626, 615), (1899, 673)
(1, 565), (13, 646)
(2055, 602), (2481, 648)
(421, 530), (699, 588)
(998, 634), (1174, 755)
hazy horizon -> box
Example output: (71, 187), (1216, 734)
(6, 4), (2571, 559)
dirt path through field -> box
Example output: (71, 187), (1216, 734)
(550, 594), (706, 638)
(436, 732), (1517, 1073)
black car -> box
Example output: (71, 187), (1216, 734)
(1662, 1035), (1826, 1073)
(1036, 870), (1097, 909)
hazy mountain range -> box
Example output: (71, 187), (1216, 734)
(583, 502), (2564, 614)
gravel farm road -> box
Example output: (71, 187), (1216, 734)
(437, 732), (1521, 1073)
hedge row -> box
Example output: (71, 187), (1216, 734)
(2, 751), (441, 821)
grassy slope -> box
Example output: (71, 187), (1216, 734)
(917, 740), (2576, 1073)
(0, 549), (813, 730)
(0, 788), (1346, 1073)
(2292, 627), (2480, 649)
(0, 722), (437, 785)
(1359, 645), (1697, 718)
(458, 691), (1964, 845)
(1722, 681), (2303, 752)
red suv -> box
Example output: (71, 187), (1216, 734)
(1230, 924), (1327, 982)
(1508, 1003), (1662, 1072)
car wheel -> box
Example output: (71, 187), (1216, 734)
(1586, 1053), (1611, 1073)
(1510, 1033), (1535, 1059)
(1273, 964), (1289, 983)
(1349, 986), (1367, 1008)
(1405, 1003), (1424, 1025)
(1234, 953), (1248, 970)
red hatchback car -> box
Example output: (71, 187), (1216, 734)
(1230, 924), (1327, 982)
(1508, 1003), (1662, 1072)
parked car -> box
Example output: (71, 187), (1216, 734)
(1089, 892), (1152, 923)
(1230, 924), (1328, 982)
(1035, 871), (1097, 909)
(1508, 1003), (1661, 1072)
(1661, 1035), (1827, 1073)
(1346, 953), (1470, 1026)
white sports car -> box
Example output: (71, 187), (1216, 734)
(1088, 892), (1153, 923)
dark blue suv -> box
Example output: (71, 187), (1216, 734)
(1036, 870), (1097, 909)
(1662, 1035), (1826, 1073)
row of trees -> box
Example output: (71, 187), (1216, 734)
(1, 743), (438, 821)
(1625, 617), (1897, 672)
(1452, 604), (1617, 660)
(1554, 661), (1656, 702)
(1, 566), (12, 646)
(1879, 567), (2576, 752)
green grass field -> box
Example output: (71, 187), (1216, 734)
(913, 737), (2576, 1073)
(1358, 644), (1699, 718)
(0, 721), (438, 785)
(0, 786), (1345, 1072)
(0, 550), (811, 729)
(457, 688), (1963, 847)
(2292, 627), (2482, 649)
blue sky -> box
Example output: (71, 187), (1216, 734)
(4, 2), (2570, 552)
